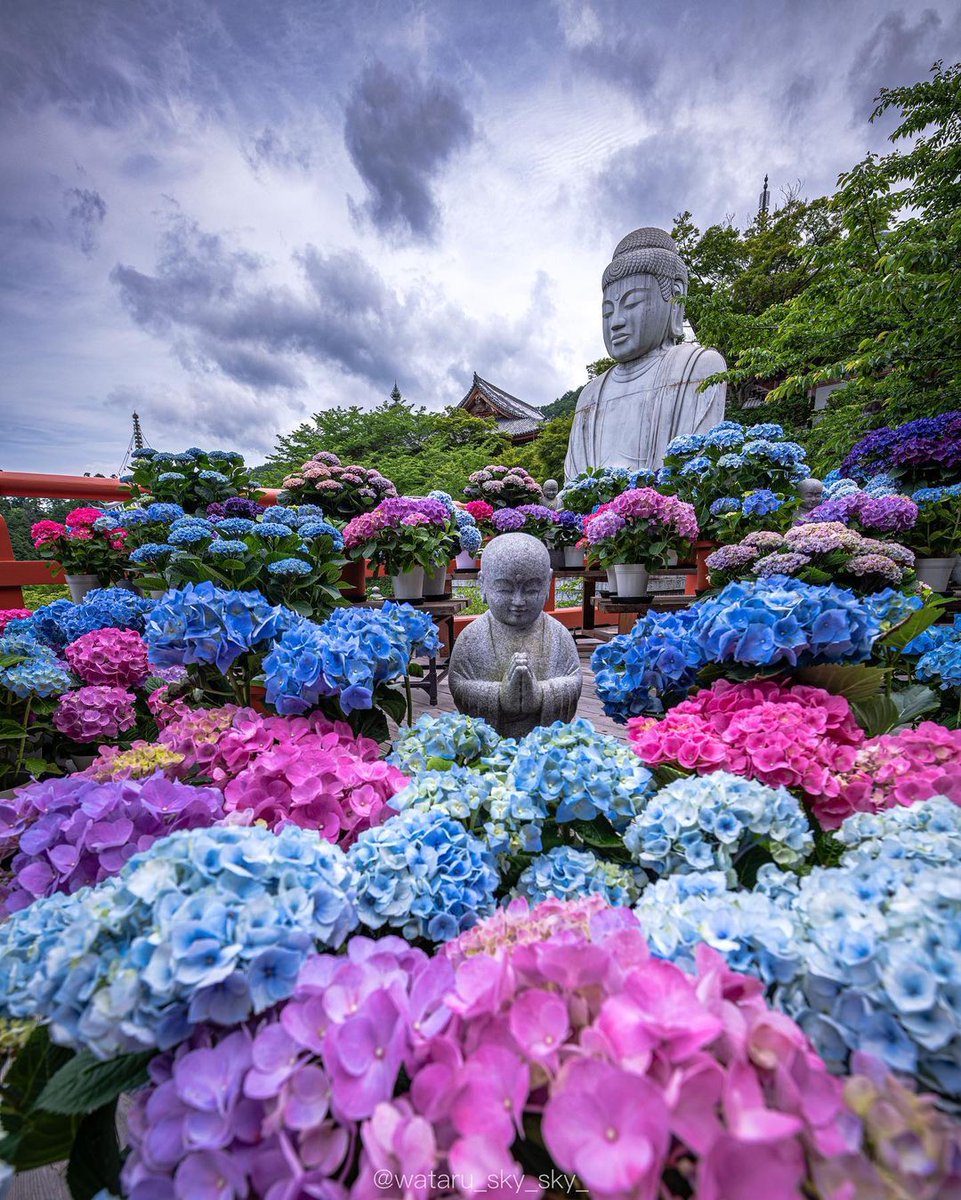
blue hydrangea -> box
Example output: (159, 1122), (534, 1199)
(347, 810), (498, 943)
(635, 870), (801, 986)
(709, 496), (741, 516)
(389, 766), (499, 825)
(298, 519), (345, 550)
(206, 450), (243, 463)
(112, 508), (155, 528)
(91, 514), (118, 531)
(212, 517), (256, 537)
(267, 558), (312, 577)
(167, 525), (213, 546)
(146, 582), (294, 673)
(83, 588), (154, 628)
(505, 718), (654, 828)
(591, 607), (703, 721)
(916, 632), (961, 690)
(427, 490), (456, 515)
(742, 488), (782, 517)
(458, 524), (482, 555)
(260, 506), (297, 525)
(255, 521), (296, 539)
(390, 711), (502, 772)
(263, 602), (439, 715)
(824, 476), (861, 499)
(129, 543), (176, 565)
(679, 454), (712, 476)
(146, 503), (185, 523)
(665, 434), (706, 456)
(514, 845), (645, 906)
(0, 824), (357, 1057)
(715, 453), (746, 469)
(703, 426), (745, 450)
(204, 539), (250, 557)
(198, 470), (229, 483)
(157, 472), (186, 483)
(745, 423), (785, 439)
(0, 633), (74, 698)
(835, 796), (961, 871)
(690, 576), (892, 667)
(624, 772), (813, 883)
(27, 591), (153, 649)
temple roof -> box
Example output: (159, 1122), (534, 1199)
(458, 373), (544, 423)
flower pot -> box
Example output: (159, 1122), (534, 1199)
(339, 558), (367, 600)
(423, 563), (449, 597)
(613, 563), (648, 598)
(391, 566), (425, 601)
(249, 684), (269, 715)
(952, 558), (961, 588)
(65, 574), (99, 602)
(606, 567), (618, 590)
(915, 556), (958, 592)
(563, 547), (585, 569)
(455, 550), (480, 569)
(694, 540), (721, 592)
(548, 548), (565, 569)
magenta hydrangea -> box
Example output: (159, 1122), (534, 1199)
(52, 685), (138, 743)
(64, 626), (150, 688)
(0, 772), (224, 914)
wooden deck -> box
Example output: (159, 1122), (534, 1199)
(410, 639), (629, 742)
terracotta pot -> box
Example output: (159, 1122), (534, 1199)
(693, 540), (721, 592)
(249, 684), (269, 714)
(339, 558), (367, 600)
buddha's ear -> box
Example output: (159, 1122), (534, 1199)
(668, 279), (686, 341)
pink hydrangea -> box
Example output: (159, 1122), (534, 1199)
(0, 609), (32, 633)
(64, 627), (150, 688)
(53, 685), (137, 743)
(64, 506), (107, 527)
(221, 717), (407, 845)
(463, 500), (494, 522)
(826, 721), (961, 828)
(628, 679), (864, 816)
(30, 519), (66, 547)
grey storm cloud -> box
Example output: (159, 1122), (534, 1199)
(63, 186), (106, 255)
(108, 208), (561, 410)
(343, 62), (475, 241)
(847, 9), (953, 122)
(243, 126), (314, 174)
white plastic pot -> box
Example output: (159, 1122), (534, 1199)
(391, 566), (425, 601)
(613, 563), (648, 598)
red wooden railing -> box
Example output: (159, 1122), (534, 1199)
(0, 471), (611, 637)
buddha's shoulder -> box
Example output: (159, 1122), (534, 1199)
(663, 341), (727, 379)
(573, 374), (604, 412)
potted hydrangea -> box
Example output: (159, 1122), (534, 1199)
(841, 411), (961, 492)
(705, 521), (916, 594)
(123, 446), (255, 515)
(900, 485), (961, 590)
(463, 464), (543, 509)
(343, 496), (452, 600)
(552, 510), (587, 568)
(583, 488), (698, 596)
(279, 451), (397, 518)
(489, 504), (557, 546)
(31, 507), (130, 599)
(558, 466), (656, 514)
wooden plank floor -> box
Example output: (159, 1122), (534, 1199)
(410, 640), (629, 743)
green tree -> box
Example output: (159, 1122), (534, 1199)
(685, 60), (961, 473)
(0, 498), (75, 560)
(261, 397), (511, 496)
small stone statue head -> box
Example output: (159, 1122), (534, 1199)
(543, 479), (559, 502)
(479, 533), (552, 629)
(601, 227), (688, 363)
(797, 477), (825, 513)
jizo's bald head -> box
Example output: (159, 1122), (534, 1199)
(479, 533), (551, 628)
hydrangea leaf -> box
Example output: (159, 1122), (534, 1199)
(37, 1049), (154, 1116)
(794, 663), (888, 701)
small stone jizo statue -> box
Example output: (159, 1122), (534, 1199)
(792, 478), (825, 524)
(542, 479), (560, 510)
(448, 533), (582, 738)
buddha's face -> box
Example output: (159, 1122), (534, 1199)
(480, 565), (550, 628)
(602, 273), (677, 362)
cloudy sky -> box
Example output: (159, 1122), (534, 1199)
(2, 0), (958, 475)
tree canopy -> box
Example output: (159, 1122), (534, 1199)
(260, 396), (513, 495)
(677, 60), (961, 473)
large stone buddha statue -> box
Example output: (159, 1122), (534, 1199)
(564, 227), (726, 477)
